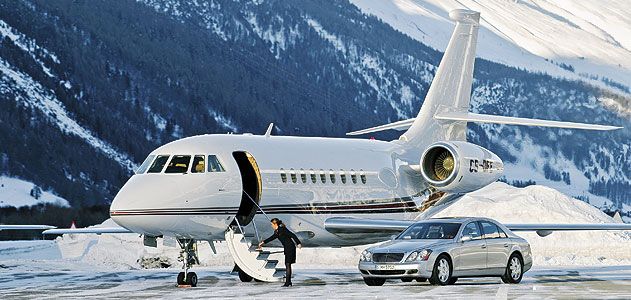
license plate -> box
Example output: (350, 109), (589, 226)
(376, 265), (395, 270)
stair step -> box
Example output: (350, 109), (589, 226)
(273, 268), (286, 278)
(265, 260), (279, 269)
(257, 251), (271, 260)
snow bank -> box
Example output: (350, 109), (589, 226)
(433, 182), (631, 266)
(0, 176), (69, 207)
(42, 183), (631, 269)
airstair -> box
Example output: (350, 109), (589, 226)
(225, 218), (286, 282)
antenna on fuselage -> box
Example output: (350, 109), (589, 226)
(264, 123), (274, 138)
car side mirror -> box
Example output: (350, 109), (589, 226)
(390, 235), (397, 241)
(461, 235), (472, 243)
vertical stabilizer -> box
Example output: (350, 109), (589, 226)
(401, 9), (480, 148)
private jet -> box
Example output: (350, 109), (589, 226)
(6, 10), (630, 287)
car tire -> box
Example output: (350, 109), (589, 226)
(429, 255), (452, 286)
(501, 253), (524, 284)
(448, 277), (458, 285)
(401, 278), (413, 282)
(363, 277), (386, 286)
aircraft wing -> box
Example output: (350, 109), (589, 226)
(43, 227), (133, 235)
(324, 217), (631, 237)
(0, 225), (56, 231)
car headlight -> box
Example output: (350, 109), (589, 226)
(406, 249), (432, 262)
(360, 250), (372, 262)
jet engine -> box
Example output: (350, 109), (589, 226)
(420, 141), (504, 193)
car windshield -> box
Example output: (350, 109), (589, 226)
(397, 222), (461, 240)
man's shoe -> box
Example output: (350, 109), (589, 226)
(282, 282), (292, 287)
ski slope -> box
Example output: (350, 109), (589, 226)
(350, 0), (631, 96)
(0, 176), (69, 207)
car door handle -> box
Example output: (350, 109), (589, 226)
(481, 245), (486, 249)
(504, 243), (509, 247)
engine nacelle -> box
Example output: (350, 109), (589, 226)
(420, 141), (504, 193)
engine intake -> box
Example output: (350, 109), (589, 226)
(420, 141), (503, 193)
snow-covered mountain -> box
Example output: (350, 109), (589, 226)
(351, 0), (631, 100)
(0, 0), (628, 221)
(0, 176), (69, 208)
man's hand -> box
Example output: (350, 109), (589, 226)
(257, 242), (264, 250)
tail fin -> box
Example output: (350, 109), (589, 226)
(400, 9), (480, 147)
(345, 9), (621, 138)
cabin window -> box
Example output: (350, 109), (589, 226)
(207, 155), (225, 172)
(310, 169), (317, 183)
(147, 155), (170, 173)
(135, 155), (155, 174)
(340, 169), (347, 184)
(360, 169), (367, 184)
(280, 168), (287, 183)
(329, 169), (336, 184)
(300, 168), (307, 184)
(191, 155), (205, 173)
(165, 155), (191, 173)
(290, 168), (297, 183)
(319, 169), (326, 184)
(350, 169), (357, 184)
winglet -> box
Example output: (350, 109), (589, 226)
(264, 123), (274, 138)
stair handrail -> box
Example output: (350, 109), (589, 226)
(243, 190), (271, 221)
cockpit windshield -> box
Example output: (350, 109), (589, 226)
(165, 155), (191, 173)
(147, 155), (170, 173)
(397, 223), (461, 240)
(135, 155), (155, 174)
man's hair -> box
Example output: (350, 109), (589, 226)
(270, 218), (283, 226)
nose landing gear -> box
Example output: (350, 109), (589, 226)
(177, 239), (200, 287)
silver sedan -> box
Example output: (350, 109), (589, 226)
(358, 217), (532, 286)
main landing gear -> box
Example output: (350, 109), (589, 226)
(177, 239), (199, 287)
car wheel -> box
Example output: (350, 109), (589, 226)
(429, 255), (452, 286)
(448, 277), (458, 285)
(501, 253), (523, 284)
(363, 277), (386, 286)
(401, 278), (413, 282)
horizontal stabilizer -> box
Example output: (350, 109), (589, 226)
(346, 119), (414, 136)
(435, 111), (623, 131)
(346, 112), (621, 136)
(43, 227), (133, 235)
(0, 225), (56, 231)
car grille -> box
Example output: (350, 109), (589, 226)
(369, 270), (406, 275)
(372, 253), (404, 263)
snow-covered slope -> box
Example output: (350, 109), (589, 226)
(0, 176), (69, 207)
(7, 183), (625, 270)
(351, 0), (631, 98)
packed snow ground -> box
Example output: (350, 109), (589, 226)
(1, 183), (630, 297)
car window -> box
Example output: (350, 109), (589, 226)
(497, 225), (508, 238)
(462, 222), (482, 240)
(481, 221), (501, 239)
(397, 223), (461, 240)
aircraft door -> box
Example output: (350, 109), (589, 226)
(232, 151), (262, 226)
